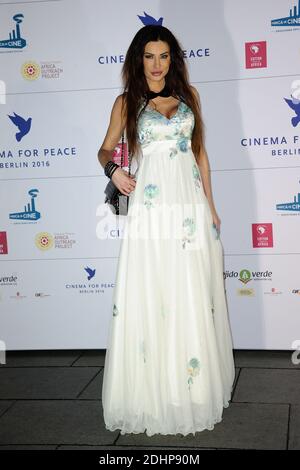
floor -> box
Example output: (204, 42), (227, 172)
(0, 349), (299, 450)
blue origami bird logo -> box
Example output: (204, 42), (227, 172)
(84, 267), (96, 280)
(137, 11), (163, 26)
(284, 95), (300, 127)
(8, 112), (32, 141)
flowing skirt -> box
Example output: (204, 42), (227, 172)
(102, 139), (235, 436)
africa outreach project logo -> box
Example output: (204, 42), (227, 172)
(20, 60), (63, 81)
(21, 61), (41, 80)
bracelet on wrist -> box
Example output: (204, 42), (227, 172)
(104, 161), (119, 178)
(109, 165), (119, 178)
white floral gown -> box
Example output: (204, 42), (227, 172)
(102, 98), (235, 436)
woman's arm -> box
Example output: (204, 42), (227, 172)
(190, 85), (220, 229)
(97, 94), (136, 196)
(197, 146), (217, 216)
(97, 94), (126, 169)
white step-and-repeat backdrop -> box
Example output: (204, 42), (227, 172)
(0, 0), (299, 350)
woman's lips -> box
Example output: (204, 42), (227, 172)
(151, 71), (162, 76)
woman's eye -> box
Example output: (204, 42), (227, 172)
(145, 55), (169, 59)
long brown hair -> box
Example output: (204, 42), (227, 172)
(120, 25), (205, 166)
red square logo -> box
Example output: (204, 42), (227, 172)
(252, 223), (273, 248)
(0, 231), (8, 254)
(245, 41), (267, 69)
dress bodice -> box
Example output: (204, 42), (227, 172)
(137, 100), (195, 148)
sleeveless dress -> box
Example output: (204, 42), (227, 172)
(101, 98), (235, 436)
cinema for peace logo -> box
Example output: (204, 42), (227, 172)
(98, 10), (210, 66)
(284, 80), (300, 127)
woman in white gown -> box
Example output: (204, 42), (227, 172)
(98, 24), (235, 437)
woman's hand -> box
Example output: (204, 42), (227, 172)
(111, 167), (136, 196)
(211, 210), (221, 236)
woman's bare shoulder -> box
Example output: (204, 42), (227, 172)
(114, 92), (127, 106)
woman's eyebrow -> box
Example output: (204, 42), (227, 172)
(144, 51), (169, 55)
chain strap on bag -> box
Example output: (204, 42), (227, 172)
(104, 132), (132, 215)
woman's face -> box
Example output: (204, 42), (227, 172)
(143, 40), (171, 87)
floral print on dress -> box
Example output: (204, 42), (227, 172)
(182, 217), (196, 249)
(169, 147), (178, 159)
(192, 163), (202, 189)
(112, 304), (119, 317)
(177, 136), (189, 152)
(138, 127), (153, 146)
(144, 183), (159, 209)
(145, 101), (182, 123)
(168, 137), (189, 159)
(187, 357), (200, 389)
(137, 100), (195, 148)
